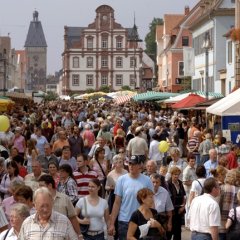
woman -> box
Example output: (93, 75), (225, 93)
(113, 129), (126, 154)
(6, 147), (19, 162)
(166, 148), (187, 181)
(12, 127), (26, 157)
(189, 165), (206, 205)
(0, 203), (30, 240)
(218, 170), (237, 240)
(75, 178), (110, 240)
(106, 155), (128, 240)
(225, 189), (240, 240)
(167, 166), (186, 240)
(48, 161), (60, 187)
(0, 161), (23, 199)
(25, 138), (38, 173)
(90, 147), (108, 198)
(127, 188), (165, 240)
(57, 164), (78, 205)
(82, 124), (95, 155)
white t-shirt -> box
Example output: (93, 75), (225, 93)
(76, 197), (108, 231)
(0, 228), (16, 240)
(190, 178), (206, 197)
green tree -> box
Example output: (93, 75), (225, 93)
(99, 85), (110, 93)
(85, 88), (95, 93)
(144, 18), (163, 61)
(44, 91), (58, 101)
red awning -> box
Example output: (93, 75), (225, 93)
(172, 94), (206, 109)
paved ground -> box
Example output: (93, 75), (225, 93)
(182, 228), (191, 239)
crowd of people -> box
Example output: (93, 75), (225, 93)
(0, 99), (240, 240)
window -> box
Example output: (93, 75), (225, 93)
(116, 57), (123, 68)
(72, 74), (79, 86)
(72, 57), (79, 68)
(116, 39), (122, 49)
(87, 57), (93, 68)
(231, 0), (235, 3)
(102, 38), (108, 49)
(182, 36), (189, 46)
(116, 75), (123, 86)
(228, 41), (232, 64)
(101, 75), (108, 85)
(101, 56), (108, 67)
(130, 57), (135, 68)
(129, 74), (135, 86)
(86, 75), (93, 86)
(178, 61), (184, 76)
(87, 38), (93, 49)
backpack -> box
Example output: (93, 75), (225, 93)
(227, 207), (240, 240)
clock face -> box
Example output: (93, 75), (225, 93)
(102, 15), (108, 21)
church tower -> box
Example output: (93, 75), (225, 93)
(24, 10), (47, 91)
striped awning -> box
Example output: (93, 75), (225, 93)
(133, 91), (179, 102)
(114, 92), (137, 105)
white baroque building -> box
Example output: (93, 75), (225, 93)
(61, 5), (145, 94)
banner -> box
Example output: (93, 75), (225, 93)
(183, 47), (195, 77)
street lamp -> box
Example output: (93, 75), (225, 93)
(128, 18), (142, 90)
(202, 31), (212, 100)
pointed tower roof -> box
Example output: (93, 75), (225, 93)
(24, 10), (47, 47)
(128, 15), (142, 42)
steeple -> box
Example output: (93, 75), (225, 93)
(24, 10), (47, 47)
(128, 13), (142, 42)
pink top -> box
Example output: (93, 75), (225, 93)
(13, 135), (25, 153)
(92, 161), (107, 181)
(82, 130), (95, 147)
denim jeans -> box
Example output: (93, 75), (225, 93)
(83, 232), (105, 240)
(191, 231), (212, 240)
(118, 221), (129, 240)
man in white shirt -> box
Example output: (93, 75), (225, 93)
(189, 177), (221, 240)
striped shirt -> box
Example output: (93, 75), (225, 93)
(73, 169), (98, 197)
(18, 211), (78, 240)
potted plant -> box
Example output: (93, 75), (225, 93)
(230, 28), (240, 42)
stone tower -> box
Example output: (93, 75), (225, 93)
(24, 10), (47, 91)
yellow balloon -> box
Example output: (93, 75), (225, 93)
(158, 140), (169, 153)
(0, 115), (10, 132)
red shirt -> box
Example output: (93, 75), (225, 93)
(227, 151), (238, 169)
(73, 168), (98, 197)
(19, 166), (28, 178)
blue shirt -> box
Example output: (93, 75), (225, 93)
(114, 173), (153, 222)
(204, 160), (218, 178)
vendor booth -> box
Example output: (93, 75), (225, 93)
(206, 88), (240, 144)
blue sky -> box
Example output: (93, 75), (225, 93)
(0, 0), (199, 74)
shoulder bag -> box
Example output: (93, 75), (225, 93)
(79, 197), (90, 236)
(227, 207), (240, 240)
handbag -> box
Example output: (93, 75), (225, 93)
(227, 207), (240, 240)
(79, 197), (90, 235)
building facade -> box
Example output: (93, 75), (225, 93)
(62, 5), (148, 94)
(190, 0), (235, 95)
(24, 10), (47, 91)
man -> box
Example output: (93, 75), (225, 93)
(88, 136), (112, 162)
(37, 143), (58, 173)
(149, 134), (164, 168)
(73, 153), (97, 198)
(144, 160), (157, 176)
(68, 126), (84, 158)
(187, 130), (201, 165)
(38, 174), (80, 236)
(18, 187), (79, 240)
(151, 173), (174, 232)
(52, 130), (70, 153)
(126, 126), (148, 160)
(204, 149), (218, 178)
(108, 155), (153, 240)
(189, 177), (221, 240)
(31, 127), (48, 155)
(24, 160), (46, 191)
(198, 133), (213, 164)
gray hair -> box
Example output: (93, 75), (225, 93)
(33, 187), (53, 203)
(10, 203), (30, 220)
(0, 157), (5, 167)
(9, 179), (24, 191)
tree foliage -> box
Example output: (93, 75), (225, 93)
(99, 85), (110, 93)
(121, 85), (131, 91)
(144, 18), (163, 61)
(85, 88), (95, 94)
(44, 91), (58, 101)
